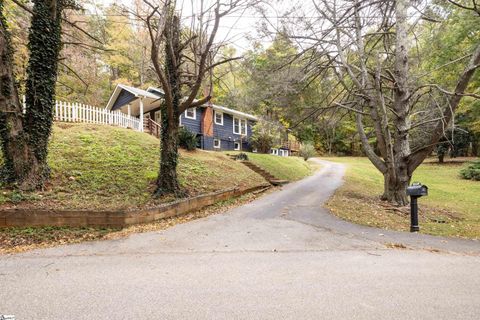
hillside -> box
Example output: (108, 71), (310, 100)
(0, 124), (266, 210)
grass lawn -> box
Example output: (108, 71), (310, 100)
(227, 152), (313, 181)
(0, 123), (266, 210)
(324, 157), (480, 239)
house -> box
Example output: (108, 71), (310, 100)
(105, 84), (258, 152)
(105, 84), (298, 155)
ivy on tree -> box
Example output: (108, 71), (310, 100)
(0, 0), (75, 190)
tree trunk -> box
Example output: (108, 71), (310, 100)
(381, 158), (411, 205)
(21, 0), (63, 189)
(438, 153), (445, 163)
(0, 1), (53, 190)
(155, 13), (182, 196)
(156, 111), (181, 195)
(384, 0), (411, 206)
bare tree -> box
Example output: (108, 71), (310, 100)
(142, 0), (253, 196)
(280, 0), (480, 205)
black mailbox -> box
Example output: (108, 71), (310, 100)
(407, 182), (428, 232)
(406, 183), (428, 197)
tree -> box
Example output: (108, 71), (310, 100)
(250, 119), (283, 153)
(281, 0), (480, 205)
(299, 143), (315, 161)
(0, 0), (74, 190)
(142, 0), (253, 196)
(436, 127), (471, 162)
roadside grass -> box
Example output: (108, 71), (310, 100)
(227, 152), (312, 181)
(0, 123), (265, 210)
(324, 157), (480, 239)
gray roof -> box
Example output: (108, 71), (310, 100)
(106, 84), (258, 121)
(211, 104), (258, 121)
(117, 84), (159, 99)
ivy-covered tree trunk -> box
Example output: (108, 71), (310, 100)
(155, 14), (182, 196)
(0, 2), (33, 186)
(0, 0), (63, 190)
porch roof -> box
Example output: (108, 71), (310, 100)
(105, 84), (163, 116)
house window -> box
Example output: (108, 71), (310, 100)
(185, 108), (196, 119)
(214, 111), (223, 125)
(233, 117), (247, 135)
(241, 119), (247, 135)
(234, 142), (240, 151)
(154, 110), (162, 124)
(214, 139), (221, 149)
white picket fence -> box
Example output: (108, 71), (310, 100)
(22, 97), (142, 131)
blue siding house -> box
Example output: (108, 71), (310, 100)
(105, 84), (260, 152)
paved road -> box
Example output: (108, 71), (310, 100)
(1, 159), (479, 319)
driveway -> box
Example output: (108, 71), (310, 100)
(1, 159), (479, 319)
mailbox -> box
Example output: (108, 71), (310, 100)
(406, 183), (428, 197)
(407, 182), (428, 232)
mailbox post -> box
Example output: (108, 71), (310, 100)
(406, 183), (428, 232)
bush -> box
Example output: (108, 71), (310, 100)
(178, 127), (197, 151)
(460, 160), (480, 181)
(299, 143), (316, 161)
(234, 152), (249, 161)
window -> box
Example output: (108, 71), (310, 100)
(214, 139), (221, 149)
(154, 110), (162, 124)
(241, 119), (247, 135)
(185, 108), (196, 119)
(233, 117), (247, 135)
(234, 142), (240, 151)
(233, 118), (240, 134)
(214, 111), (223, 125)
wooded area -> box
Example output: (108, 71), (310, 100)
(1, 0), (479, 205)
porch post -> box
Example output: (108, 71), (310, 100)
(139, 98), (144, 132)
(127, 104), (131, 117)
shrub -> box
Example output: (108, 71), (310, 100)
(234, 153), (249, 161)
(460, 160), (480, 181)
(299, 143), (316, 161)
(178, 127), (197, 151)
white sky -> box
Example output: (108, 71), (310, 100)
(88, 0), (304, 53)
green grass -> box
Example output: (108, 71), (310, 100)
(228, 152), (312, 181)
(324, 157), (480, 239)
(0, 123), (266, 210)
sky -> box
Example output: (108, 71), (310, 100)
(88, 0), (304, 53)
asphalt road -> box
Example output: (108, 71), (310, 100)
(1, 159), (479, 319)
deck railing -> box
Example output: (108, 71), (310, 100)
(22, 97), (142, 131)
(144, 118), (161, 138)
(281, 140), (301, 151)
